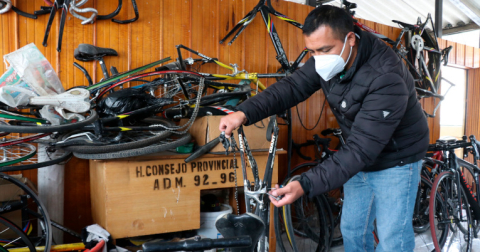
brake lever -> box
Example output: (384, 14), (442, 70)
(219, 131), (231, 155)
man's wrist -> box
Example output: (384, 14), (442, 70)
(237, 111), (248, 124)
(299, 174), (311, 196)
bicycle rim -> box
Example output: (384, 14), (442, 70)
(0, 216), (36, 251)
(0, 144), (36, 167)
(0, 147), (72, 172)
(0, 172), (52, 251)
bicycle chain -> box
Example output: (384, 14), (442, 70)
(230, 134), (240, 215)
(150, 77), (205, 134)
(220, 131), (240, 215)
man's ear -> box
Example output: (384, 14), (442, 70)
(347, 31), (356, 47)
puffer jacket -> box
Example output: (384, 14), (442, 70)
(236, 26), (429, 197)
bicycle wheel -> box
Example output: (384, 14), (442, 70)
(0, 143), (36, 167)
(274, 162), (330, 252)
(430, 171), (472, 252)
(0, 148), (72, 172)
(60, 117), (176, 154)
(73, 133), (192, 160)
(0, 172), (52, 251)
(0, 110), (98, 133)
(457, 158), (480, 235)
(413, 176), (434, 233)
(0, 216), (36, 251)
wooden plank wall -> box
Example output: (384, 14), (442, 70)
(0, 0), (477, 241)
(466, 68), (480, 146)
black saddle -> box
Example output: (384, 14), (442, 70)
(215, 213), (265, 252)
(437, 136), (457, 145)
(392, 20), (416, 30)
(74, 44), (118, 62)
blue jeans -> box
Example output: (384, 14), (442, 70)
(340, 160), (422, 252)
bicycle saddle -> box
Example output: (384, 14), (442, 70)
(392, 20), (415, 30)
(74, 44), (118, 62)
(215, 213), (265, 252)
(437, 136), (457, 144)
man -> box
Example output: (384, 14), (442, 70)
(219, 5), (429, 252)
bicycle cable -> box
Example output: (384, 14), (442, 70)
(296, 98), (326, 131)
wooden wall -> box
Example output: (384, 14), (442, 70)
(466, 68), (480, 144)
(0, 0), (477, 241)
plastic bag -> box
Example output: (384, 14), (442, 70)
(97, 88), (156, 116)
(3, 43), (64, 96)
(0, 67), (39, 107)
(39, 105), (85, 125)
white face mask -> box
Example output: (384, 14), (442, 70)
(313, 34), (352, 81)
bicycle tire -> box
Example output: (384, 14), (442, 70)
(274, 166), (329, 252)
(185, 137), (220, 163)
(274, 205), (288, 252)
(0, 216), (36, 251)
(61, 118), (175, 154)
(0, 172), (52, 252)
(413, 176), (434, 233)
(73, 133), (192, 160)
(319, 193), (334, 248)
(456, 158), (480, 235)
(287, 162), (331, 248)
(0, 110), (98, 133)
(0, 143), (36, 167)
(429, 171), (472, 252)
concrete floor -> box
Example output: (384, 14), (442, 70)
(278, 226), (480, 251)
(329, 230), (480, 252)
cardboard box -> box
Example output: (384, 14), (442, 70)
(183, 116), (271, 152)
(0, 174), (25, 202)
(90, 151), (281, 239)
(0, 210), (22, 239)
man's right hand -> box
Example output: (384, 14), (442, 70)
(218, 111), (247, 138)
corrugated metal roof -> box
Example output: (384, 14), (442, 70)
(322, 0), (476, 32)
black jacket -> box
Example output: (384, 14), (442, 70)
(236, 26), (429, 197)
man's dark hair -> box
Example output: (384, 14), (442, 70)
(302, 5), (354, 40)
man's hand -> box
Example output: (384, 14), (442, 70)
(218, 111), (248, 138)
(268, 181), (305, 207)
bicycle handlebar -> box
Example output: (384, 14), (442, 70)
(142, 236), (252, 252)
(428, 139), (471, 152)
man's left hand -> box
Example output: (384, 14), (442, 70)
(268, 181), (305, 207)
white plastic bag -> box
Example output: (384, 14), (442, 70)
(3, 43), (64, 96)
(0, 67), (38, 107)
(40, 105), (85, 126)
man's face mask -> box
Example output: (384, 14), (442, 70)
(313, 34), (352, 81)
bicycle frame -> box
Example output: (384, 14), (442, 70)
(175, 44), (289, 92)
(234, 115), (279, 252)
(431, 139), (480, 227)
(219, 0), (307, 74)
